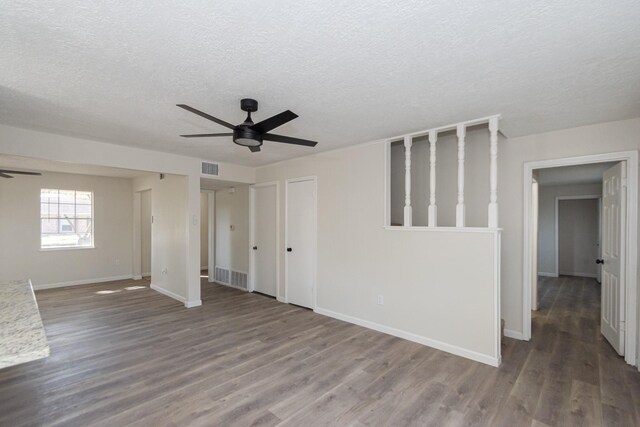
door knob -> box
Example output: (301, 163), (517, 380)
(596, 259), (604, 264)
(253, 246), (257, 250)
(287, 248), (292, 252)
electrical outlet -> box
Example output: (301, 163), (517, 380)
(162, 267), (168, 275)
(377, 295), (384, 305)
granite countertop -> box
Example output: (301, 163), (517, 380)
(0, 279), (50, 369)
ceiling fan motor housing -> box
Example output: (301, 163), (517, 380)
(233, 126), (263, 147)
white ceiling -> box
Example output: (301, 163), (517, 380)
(536, 162), (617, 186)
(1, 1), (639, 167)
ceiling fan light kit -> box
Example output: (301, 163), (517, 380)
(177, 98), (318, 153)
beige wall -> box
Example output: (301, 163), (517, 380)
(215, 186), (249, 273)
(0, 171), (133, 287)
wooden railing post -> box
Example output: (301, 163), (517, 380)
(403, 135), (413, 226)
(488, 117), (499, 228)
(428, 130), (437, 227)
(456, 124), (466, 227)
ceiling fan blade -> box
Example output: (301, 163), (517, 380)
(0, 170), (41, 176)
(176, 104), (236, 130)
(249, 146), (261, 153)
(263, 133), (318, 147)
(0, 172), (14, 178)
(180, 133), (233, 138)
(250, 110), (298, 134)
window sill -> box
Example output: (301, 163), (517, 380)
(39, 246), (96, 252)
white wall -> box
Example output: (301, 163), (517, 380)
(200, 192), (208, 269)
(0, 171), (133, 287)
(141, 189), (152, 276)
(537, 183), (602, 276)
(558, 198), (600, 277)
(215, 186), (249, 273)
(257, 144), (501, 365)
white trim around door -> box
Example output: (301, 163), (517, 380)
(284, 176), (318, 309)
(522, 151), (638, 368)
(249, 181), (280, 299)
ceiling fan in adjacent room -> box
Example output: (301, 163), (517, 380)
(177, 98), (318, 153)
(0, 169), (42, 179)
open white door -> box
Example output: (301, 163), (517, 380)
(251, 184), (278, 297)
(286, 178), (316, 309)
(601, 162), (626, 355)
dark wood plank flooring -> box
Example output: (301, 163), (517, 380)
(0, 275), (639, 426)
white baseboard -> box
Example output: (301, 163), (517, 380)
(276, 296), (287, 303)
(314, 307), (500, 367)
(150, 283), (186, 304)
(142, 272), (151, 277)
(558, 271), (598, 278)
(504, 328), (525, 340)
(538, 272), (558, 278)
(185, 300), (202, 308)
(133, 275), (143, 280)
(33, 274), (134, 290)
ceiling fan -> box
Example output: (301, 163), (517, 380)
(0, 169), (42, 179)
(177, 99), (318, 153)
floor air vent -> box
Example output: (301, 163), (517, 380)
(230, 271), (248, 290)
(214, 267), (229, 284)
(201, 162), (219, 176)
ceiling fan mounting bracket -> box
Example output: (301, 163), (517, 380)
(240, 98), (258, 113)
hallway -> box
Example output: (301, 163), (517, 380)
(526, 275), (639, 425)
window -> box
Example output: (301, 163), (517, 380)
(41, 189), (93, 249)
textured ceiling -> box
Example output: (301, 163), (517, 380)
(1, 1), (639, 167)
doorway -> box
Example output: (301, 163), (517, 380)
(523, 152), (638, 366)
(250, 182), (279, 298)
(285, 177), (317, 309)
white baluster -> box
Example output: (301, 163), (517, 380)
(456, 124), (466, 227)
(403, 135), (412, 227)
(488, 117), (499, 228)
(428, 130), (437, 227)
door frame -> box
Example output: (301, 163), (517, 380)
(200, 189), (215, 283)
(522, 151), (638, 367)
(249, 181), (280, 298)
(284, 176), (318, 308)
(555, 195), (602, 278)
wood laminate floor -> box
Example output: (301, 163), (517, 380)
(1, 275), (639, 426)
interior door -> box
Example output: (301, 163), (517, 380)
(601, 162), (626, 355)
(286, 179), (316, 308)
(252, 185), (277, 297)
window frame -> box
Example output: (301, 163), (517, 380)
(40, 188), (95, 251)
